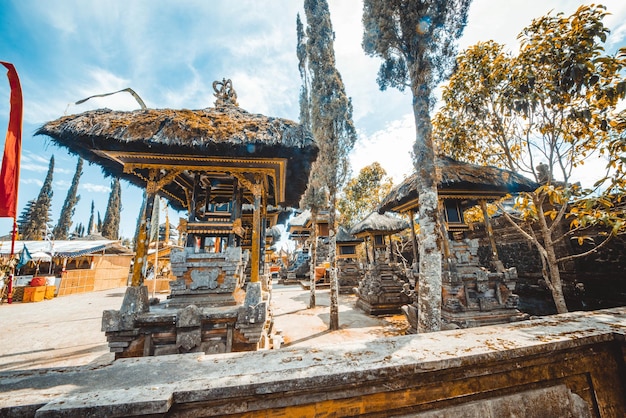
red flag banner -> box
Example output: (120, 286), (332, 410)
(0, 62), (23, 218)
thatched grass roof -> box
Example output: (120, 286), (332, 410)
(36, 103), (317, 209)
(287, 209), (311, 230)
(378, 156), (538, 213)
(349, 211), (409, 237)
(336, 226), (363, 243)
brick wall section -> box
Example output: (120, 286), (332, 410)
(57, 255), (132, 296)
(465, 216), (626, 312)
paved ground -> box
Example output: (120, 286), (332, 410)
(0, 281), (407, 371)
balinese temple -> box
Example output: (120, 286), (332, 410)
(284, 209), (312, 283)
(284, 208), (330, 285)
(335, 226), (363, 294)
(350, 211), (412, 315)
(37, 79), (318, 356)
(378, 155), (537, 332)
(287, 209), (311, 245)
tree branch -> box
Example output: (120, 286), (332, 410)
(557, 233), (614, 263)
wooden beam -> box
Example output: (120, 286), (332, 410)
(248, 177), (264, 283)
(480, 199), (499, 261)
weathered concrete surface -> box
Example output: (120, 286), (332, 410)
(1, 307), (624, 417)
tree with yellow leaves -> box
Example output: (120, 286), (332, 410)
(434, 5), (626, 313)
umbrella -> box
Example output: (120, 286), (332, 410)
(30, 251), (52, 262)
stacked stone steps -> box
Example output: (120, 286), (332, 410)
(355, 262), (411, 316)
(337, 259), (361, 294)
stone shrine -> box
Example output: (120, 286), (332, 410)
(38, 79), (318, 357)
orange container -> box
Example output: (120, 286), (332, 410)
(44, 286), (56, 300)
(32, 286), (46, 302)
(314, 266), (326, 279)
(22, 286), (35, 302)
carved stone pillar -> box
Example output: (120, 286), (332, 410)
(480, 199), (499, 262)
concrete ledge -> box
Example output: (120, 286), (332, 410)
(1, 308), (625, 417)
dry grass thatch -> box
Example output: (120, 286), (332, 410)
(336, 226), (363, 243)
(349, 211), (409, 236)
(36, 104), (318, 208)
(378, 156), (538, 213)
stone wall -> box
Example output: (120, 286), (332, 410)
(465, 216), (626, 314)
(2, 308), (625, 416)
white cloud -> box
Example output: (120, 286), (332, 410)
(349, 114), (415, 185)
(54, 180), (71, 189)
(20, 178), (43, 187)
(81, 183), (110, 193)
(19, 151), (52, 173)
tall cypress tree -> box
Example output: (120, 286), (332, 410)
(303, 0), (357, 330)
(53, 157), (83, 240)
(87, 200), (95, 236)
(101, 178), (122, 240)
(297, 12), (323, 309)
(17, 199), (35, 238)
(22, 156), (54, 240)
(72, 222), (84, 239)
(362, 0), (472, 332)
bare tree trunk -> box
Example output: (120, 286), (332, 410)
(413, 87), (442, 333)
(536, 199), (569, 314)
(329, 188), (339, 331)
(546, 252), (568, 314)
(497, 200), (569, 314)
(309, 208), (318, 308)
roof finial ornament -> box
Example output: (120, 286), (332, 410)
(213, 78), (238, 107)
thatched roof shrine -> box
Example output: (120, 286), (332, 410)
(336, 226), (363, 243)
(349, 212), (409, 237)
(378, 156), (538, 214)
(36, 80), (317, 211)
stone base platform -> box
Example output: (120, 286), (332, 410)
(2, 308), (625, 416)
(354, 262), (411, 316)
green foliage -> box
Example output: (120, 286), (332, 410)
(296, 13), (312, 132)
(17, 199), (35, 238)
(304, 0), (357, 195)
(362, 0), (472, 92)
(363, 0), (472, 332)
(436, 5), (625, 186)
(434, 41), (520, 168)
(435, 4), (626, 313)
(72, 222), (85, 239)
(337, 162), (393, 227)
(101, 178), (122, 240)
(302, 0), (358, 328)
(21, 156), (54, 240)
(87, 200), (95, 236)
(53, 157), (83, 240)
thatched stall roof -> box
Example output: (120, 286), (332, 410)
(378, 156), (538, 214)
(0, 240), (132, 258)
(287, 210), (310, 230)
(287, 209), (311, 240)
(336, 226), (363, 243)
(349, 212), (409, 237)
(36, 83), (317, 211)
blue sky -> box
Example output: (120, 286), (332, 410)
(1, 0), (625, 241)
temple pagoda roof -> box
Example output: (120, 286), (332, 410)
(349, 211), (409, 237)
(36, 80), (318, 211)
(378, 156), (538, 214)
